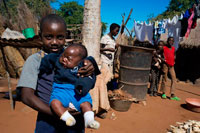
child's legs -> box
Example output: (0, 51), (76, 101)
(51, 100), (66, 117)
(150, 68), (157, 92)
(80, 102), (92, 114)
(160, 64), (168, 93)
(155, 69), (160, 92)
(169, 66), (177, 95)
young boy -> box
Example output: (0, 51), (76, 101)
(149, 41), (164, 96)
(39, 44), (100, 129)
(98, 23), (120, 119)
(17, 14), (100, 132)
(160, 37), (180, 101)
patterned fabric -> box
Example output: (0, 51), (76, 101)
(150, 67), (160, 93)
(100, 34), (116, 66)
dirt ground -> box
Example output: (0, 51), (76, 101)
(0, 78), (199, 133)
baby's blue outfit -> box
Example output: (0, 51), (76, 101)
(39, 51), (96, 112)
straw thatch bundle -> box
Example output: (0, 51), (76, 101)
(116, 33), (129, 45)
(0, 50), (17, 78)
(0, 52), (7, 77)
(1, 28), (25, 78)
(16, 1), (39, 60)
(3, 46), (24, 77)
(0, 15), (5, 36)
(179, 19), (200, 49)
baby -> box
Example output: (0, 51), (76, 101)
(39, 43), (100, 129)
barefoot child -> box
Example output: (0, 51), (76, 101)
(149, 41), (165, 96)
(39, 43), (100, 129)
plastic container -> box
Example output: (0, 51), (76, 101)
(22, 28), (35, 39)
(185, 98), (200, 113)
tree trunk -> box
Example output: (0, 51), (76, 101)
(82, 0), (101, 62)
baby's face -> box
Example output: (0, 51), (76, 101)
(41, 22), (66, 53)
(59, 47), (82, 69)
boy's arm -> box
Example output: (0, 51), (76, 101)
(21, 87), (53, 115)
(100, 43), (115, 52)
(78, 56), (101, 77)
(75, 74), (96, 96)
(17, 54), (53, 115)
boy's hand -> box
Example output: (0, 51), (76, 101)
(78, 60), (94, 77)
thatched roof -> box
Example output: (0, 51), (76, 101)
(179, 19), (200, 48)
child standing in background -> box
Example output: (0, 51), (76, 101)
(160, 37), (180, 101)
(149, 41), (165, 96)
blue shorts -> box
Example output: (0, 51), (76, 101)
(49, 83), (92, 112)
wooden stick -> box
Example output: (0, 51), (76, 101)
(120, 8), (133, 34)
(7, 71), (14, 110)
(0, 45), (14, 110)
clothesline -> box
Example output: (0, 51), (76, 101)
(132, 4), (199, 50)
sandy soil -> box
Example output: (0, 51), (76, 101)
(0, 78), (199, 133)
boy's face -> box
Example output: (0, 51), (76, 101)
(59, 47), (82, 69)
(41, 22), (66, 53)
(111, 27), (120, 36)
(168, 38), (174, 46)
(158, 42), (164, 50)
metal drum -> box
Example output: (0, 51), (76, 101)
(119, 45), (153, 101)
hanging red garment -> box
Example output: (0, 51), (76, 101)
(189, 8), (197, 28)
(185, 11), (194, 38)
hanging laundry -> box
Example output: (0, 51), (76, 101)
(166, 15), (181, 50)
(144, 22), (154, 44)
(181, 9), (190, 37)
(158, 21), (166, 34)
(190, 5), (197, 29)
(134, 20), (146, 42)
(185, 10), (194, 38)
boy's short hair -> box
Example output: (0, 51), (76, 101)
(167, 37), (174, 42)
(157, 40), (164, 46)
(40, 14), (66, 32)
(110, 23), (120, 31)
(67, 43), (88, 59)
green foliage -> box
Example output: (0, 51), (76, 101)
(0, 0), (55, 19)
(149, 0), (196, 21)
(57, 1), (84, 24)
(101, 22), (107, 36)
(57, 1), (107, 36)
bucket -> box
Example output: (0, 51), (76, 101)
(22, 28), (35, 39)
(119, 45), (153, 101)
(109, 99), (132, 112)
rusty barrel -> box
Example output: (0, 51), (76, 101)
(119, 45), (153, 101)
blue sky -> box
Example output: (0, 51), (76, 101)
(51, 0), (171, 34)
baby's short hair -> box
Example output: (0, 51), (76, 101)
(67, 43), (88, 59)
(40, 14), (66, 32)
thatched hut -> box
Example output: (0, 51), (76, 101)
(175, 19), (200, 83)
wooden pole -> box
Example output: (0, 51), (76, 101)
(0, 45), (14, 110)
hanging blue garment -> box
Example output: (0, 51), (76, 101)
(183, 9), (190, 19)
(158, 21), (165, 34)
